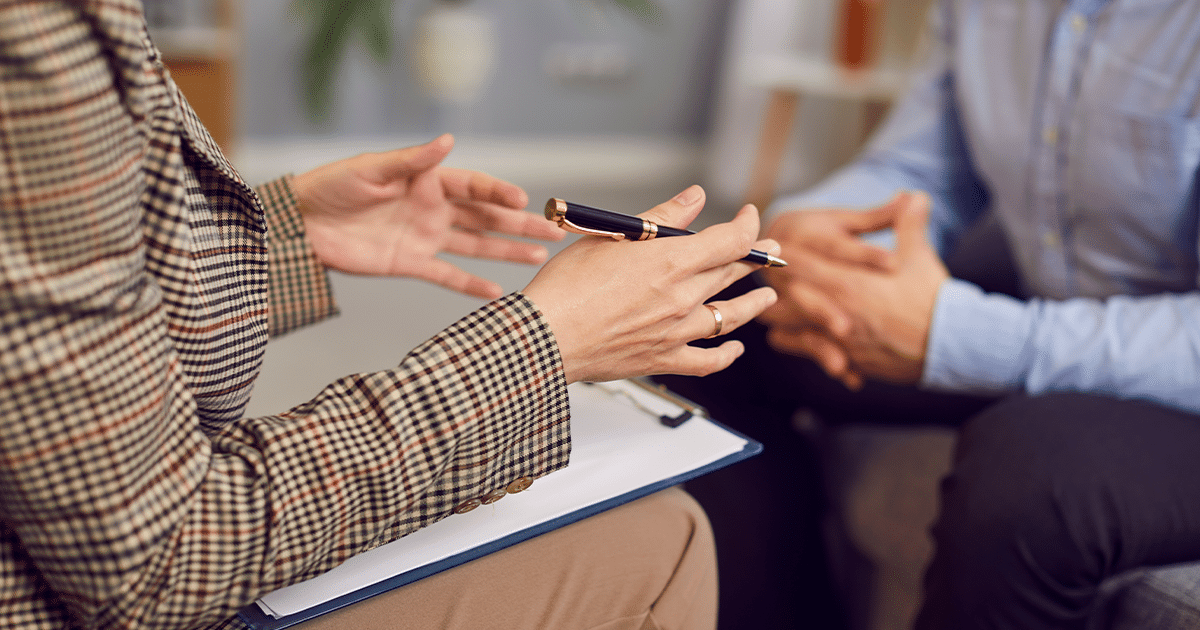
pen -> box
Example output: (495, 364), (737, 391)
(544, 198), (788, 268)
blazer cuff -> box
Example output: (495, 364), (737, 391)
(258, 175), (339, 337)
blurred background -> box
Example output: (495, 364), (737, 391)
(141, 0), (931, 415)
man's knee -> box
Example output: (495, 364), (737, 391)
(934, 394), (1136, 593)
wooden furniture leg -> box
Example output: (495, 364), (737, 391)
(745, 89), (800, 213)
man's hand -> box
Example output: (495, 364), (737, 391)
(757, 195), (905, 388)
(762, 192), (949, 385)
(291, 134), (565, 299)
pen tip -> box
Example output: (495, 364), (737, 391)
(768, 255), (788, 268)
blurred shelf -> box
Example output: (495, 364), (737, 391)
(149, 26), (239, 61)
(150, 0), (241, 153)
(740, 51), (908, 102)
(231, 135), (704, 193)
(742, 0), (928, 211)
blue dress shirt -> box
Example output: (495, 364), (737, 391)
(770, 0), (1200, 413)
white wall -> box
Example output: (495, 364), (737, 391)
(236, 0), (731, 140)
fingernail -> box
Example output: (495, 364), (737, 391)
(673, 185), (702, 206)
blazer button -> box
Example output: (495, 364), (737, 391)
(481, 488), (507, 505)
(453, 498), (482, 514)
(506, 477), (534, 494)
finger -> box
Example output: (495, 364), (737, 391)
(756, 295), (801, 327)
(678, 204), (764, 272)
(755, 281), (836, 333)
(444, 230), (551, 265)
(669, 234), (781, 313)
(452, 201), (566, 241)
(693, 287), (777, 340)
(675, 236), (779, 309)
(765, 326), (855, 380)
(846, 192), (906, 234)
(815, 342), (866, 391)
(373, 133), (456, 182)
(781, 245), (863, 306)
(660, 341), (747, 377)
(780, 279), (852, 337)
(638, 184), (707, 231)
(439, 167), (530, 210)
(893, 191), (933, 262)
(813, 235), (896, 271)
(411, 257), (504, 299)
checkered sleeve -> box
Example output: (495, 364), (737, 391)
(0, 4), (571, 629)
(256, 175), (340, 337)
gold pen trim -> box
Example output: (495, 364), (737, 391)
(561, 217), (627, 240)
(638, 219), (658, 241)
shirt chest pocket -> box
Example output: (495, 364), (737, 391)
(1073, 110), (1200, 212)
(1069, 109), (1200, 290)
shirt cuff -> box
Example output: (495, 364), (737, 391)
(257, 175), (339, 337)
(921, 278), (1035, 394)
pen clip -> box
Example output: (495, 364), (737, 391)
(558, 217), (627, 241)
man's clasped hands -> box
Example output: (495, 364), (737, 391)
(757, 191), (950, 390)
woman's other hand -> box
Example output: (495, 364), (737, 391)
(291, 134), (565, 299)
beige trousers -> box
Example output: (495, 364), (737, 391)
(293, 487), (717, 630)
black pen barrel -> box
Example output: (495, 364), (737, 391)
(742, 250), (771, 266)
(564, 201), (650, 238)
(548, 197), (785, 267)
(655, 225), (693, 238)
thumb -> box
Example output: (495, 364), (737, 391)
(894, 192), (934, 262)
(376, 133), (455, 182)
(639, 184), (708, 230)
(848, 191), (905, 234)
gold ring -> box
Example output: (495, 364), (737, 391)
(703, 304), (723, 339)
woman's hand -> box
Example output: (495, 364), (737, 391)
(291, 134), (565, 299)
(522, 185), (779, 384)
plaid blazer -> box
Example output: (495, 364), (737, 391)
(0, 3), (571, 629)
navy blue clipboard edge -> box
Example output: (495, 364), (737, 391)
(238, 420), (762, 630)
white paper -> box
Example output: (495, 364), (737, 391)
(254, 380), (748, 619)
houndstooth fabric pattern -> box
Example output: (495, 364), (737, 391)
(0, 2), (572, 629)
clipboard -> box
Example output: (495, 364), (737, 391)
(239, 379), (761, 630)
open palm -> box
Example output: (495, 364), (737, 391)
(292, 134), (564, 299)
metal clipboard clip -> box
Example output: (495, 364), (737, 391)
(583, 378), (706, 428)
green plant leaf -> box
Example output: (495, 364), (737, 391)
(611, 0), (666, 28)
(298, 0), (394, 124)
(357, 0), (394, 67)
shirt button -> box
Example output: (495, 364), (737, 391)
(1042, 231), (1060, 247)
(1071, 14), (1087, 33)
(454, 498), (482, 514)
(481, 488), (507, 505)
(506, 477), (534, 494)
(1042, 127), (1058, 145)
